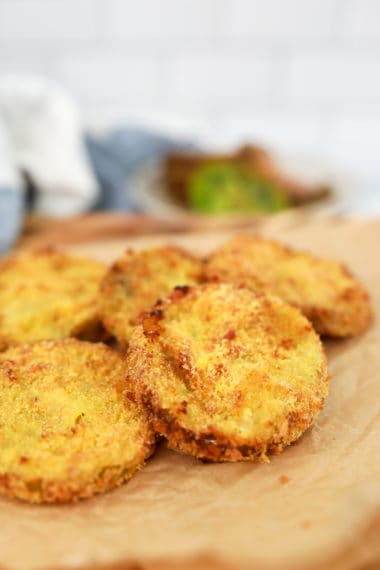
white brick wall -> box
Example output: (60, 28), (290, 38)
(106, 0), (218, 40)
(0, 0), (98, 41)
(341, 0), (380, 41)
(59, 53), (160, 104)
(219, 0), (338, 40)
(0, 0), (379, 198)
(169, 54), (279, 100)
(287, 52), (380, 103)
(327, 111), (380, 177)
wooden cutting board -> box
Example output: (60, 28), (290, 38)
(2, 215), (380, 570)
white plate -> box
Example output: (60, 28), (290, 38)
(131, 151), (355, 219)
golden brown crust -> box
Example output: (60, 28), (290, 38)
(205, 235), (373, 337)
(0, 339), (155, 503)
(98, 246), (204, 346)
(127, 283), (329, 462)
(0, 249), (107, 350)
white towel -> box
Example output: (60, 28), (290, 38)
(0, 75), (99, 216)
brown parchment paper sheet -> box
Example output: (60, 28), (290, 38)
(1, 216), (380, 570)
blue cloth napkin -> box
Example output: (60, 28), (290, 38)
(86, 126), (194, 211)
(0, 187), (24, 253)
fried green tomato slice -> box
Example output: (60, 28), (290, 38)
(127, 283), (329, 462)
(0, 250), (107, 351)
(99, 246), (204, 346)
(0, 339), (155, 503)
(205, 236), (372, 337)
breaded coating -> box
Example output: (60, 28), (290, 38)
(0, 250), (107, 351)
(0, 339), (155, 503)
(205, 236), (372, 337)
(127, 283), (329, 462)
(99, 246), (204, 346)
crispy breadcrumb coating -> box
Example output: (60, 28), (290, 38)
(0, 250), (107, 350)
(205, 236), (372, 337)
(127, 283), (329, 462)
(99, 246), (204, 346)
(0, 339), (155, 503)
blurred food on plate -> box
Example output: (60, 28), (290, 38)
(164, 144), (331, 215)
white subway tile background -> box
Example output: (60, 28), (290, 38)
(0, 0), (379, 209)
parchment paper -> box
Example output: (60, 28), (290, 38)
(1, 216), (379, 570)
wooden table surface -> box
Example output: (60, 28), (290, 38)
(16, 212), (269, 250)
